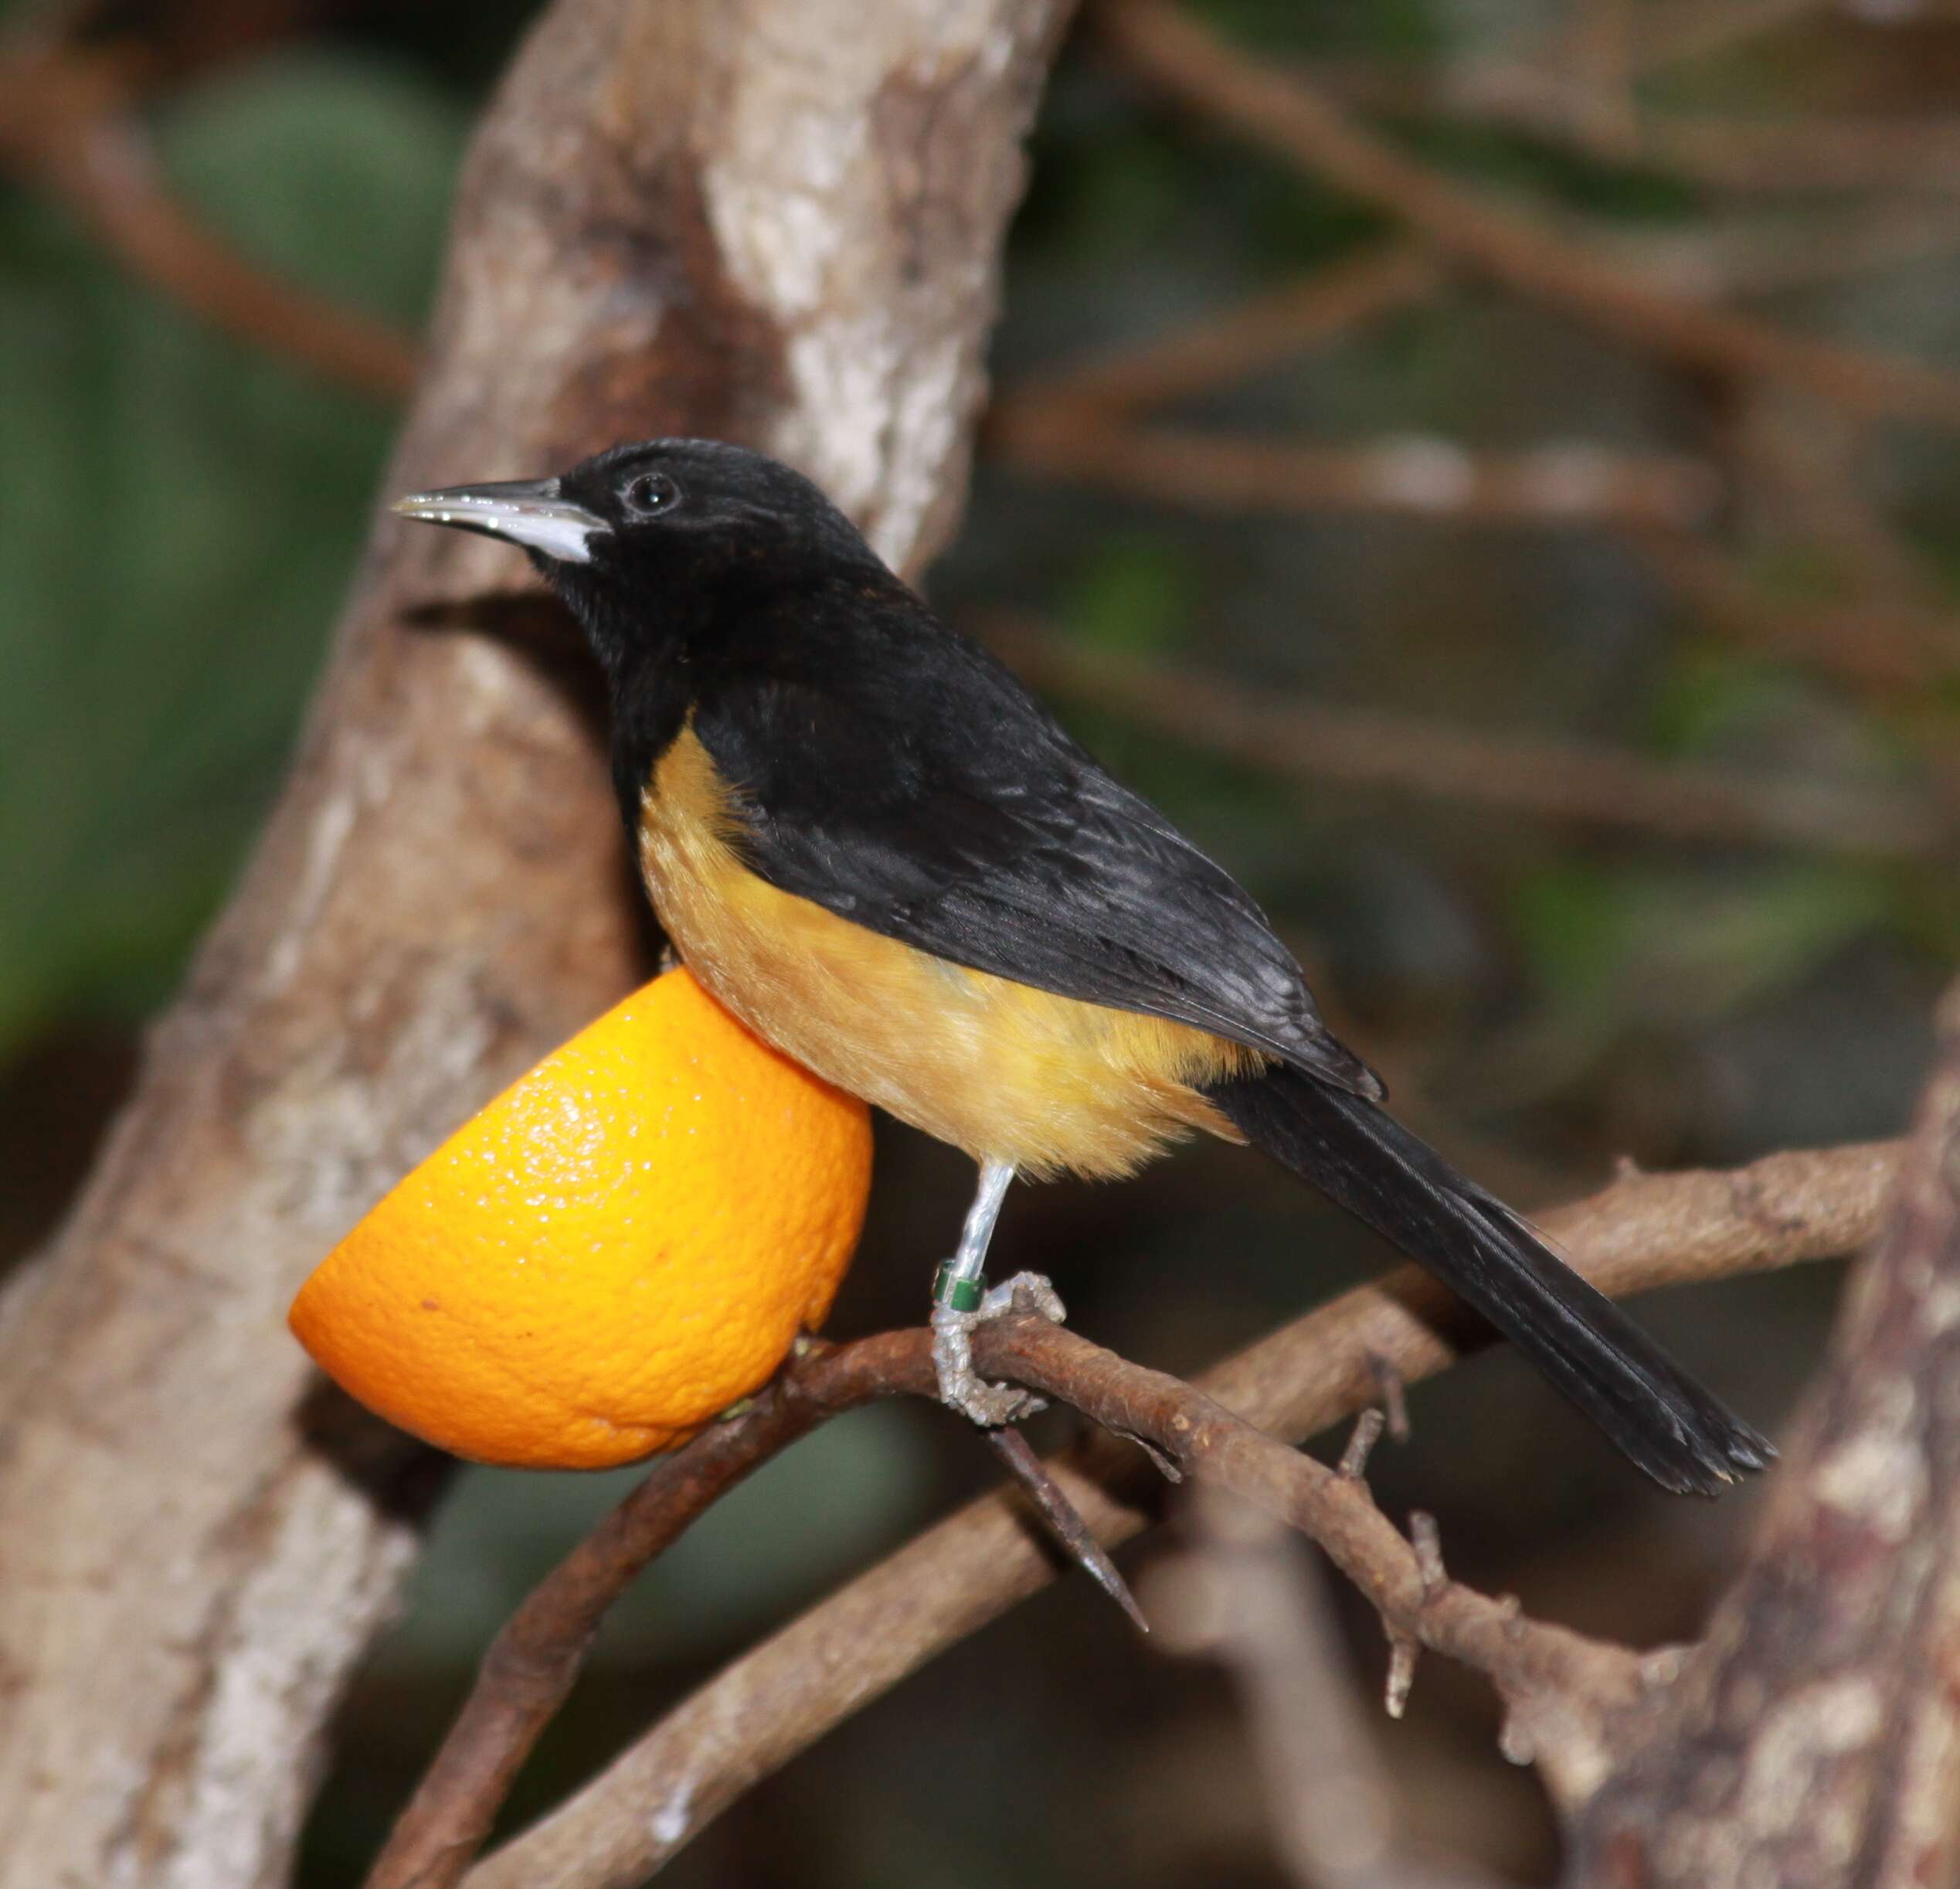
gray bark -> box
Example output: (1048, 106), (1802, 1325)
(0, 2), (1068, 1881)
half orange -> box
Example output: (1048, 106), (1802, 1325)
(290, 968), (871, 1468)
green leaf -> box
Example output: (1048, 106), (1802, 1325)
(1060, 533), (1200, 654)
(1502, 858), (1894, 1094)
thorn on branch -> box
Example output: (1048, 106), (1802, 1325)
(1639, 1645), (1690, 1690)
(1120, 1428), (1186, 1482)
(1340, 1405), (1388, 1480)
(984, 1425), (1150, 1635)
(1496, 1705), (1538, 1768)
(1384, 1632), (1420, 1719)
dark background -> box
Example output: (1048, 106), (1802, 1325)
(2, 1), (1954, 1881)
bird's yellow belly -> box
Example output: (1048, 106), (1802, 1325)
(637, 731), (1254, 1179)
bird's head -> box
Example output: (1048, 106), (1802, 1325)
(393, 438), (881, 649)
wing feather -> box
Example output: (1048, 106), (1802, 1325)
(688, 614), (1382, 1099)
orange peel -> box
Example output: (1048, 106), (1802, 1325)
(290, 968), (871, 1469)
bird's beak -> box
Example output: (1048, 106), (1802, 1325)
(391, 478), (606, 566)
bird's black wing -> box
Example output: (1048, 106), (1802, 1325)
(688, 610), (1383, 1099)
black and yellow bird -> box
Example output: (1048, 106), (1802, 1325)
(396, 439), (1771, 1494)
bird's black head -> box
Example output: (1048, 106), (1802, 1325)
(393, 438), (885, 657)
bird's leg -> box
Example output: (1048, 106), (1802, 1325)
(929, 1160), (1063, 1426)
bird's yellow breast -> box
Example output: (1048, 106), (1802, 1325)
(636, 729), (1255, 1179)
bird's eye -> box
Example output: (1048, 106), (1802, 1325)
(623, 471), (680, 518)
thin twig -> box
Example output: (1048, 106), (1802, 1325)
(1001, 241), (1445, 417)
(1629, 530), (1960, 698)
(1150, 1488), (1510, 1888)
(1643, 114), (1960, 199)
(1309, 61), (1960, 206)
(982, 614), (1951, 859)
(361, 1335), (923, 1889)
(1096, 0), (1960, 431)
(1728, 396), (1931, 609)
(1560, 0), (1636, 155)
(1339, 1407), (1388, 1480)
(985, 1425), (1150, 1632)
(1634, 0), (1824, 76)
(448, 1136), (1901, 1889)
(989, 414), (1724, 531)
(0, 45), (418, 399)
(1602, 202), (1960, 306)
(1299, 58), (1623, 161)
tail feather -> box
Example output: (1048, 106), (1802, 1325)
(1204, 1065), (1772, 1495)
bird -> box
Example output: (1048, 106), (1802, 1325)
(394, 438), (1772, 1495)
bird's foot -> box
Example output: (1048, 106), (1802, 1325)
(929, 1270), (1066, 1428)
(980, 1270), (1066, 1323)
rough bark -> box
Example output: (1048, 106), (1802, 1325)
(0, 2), (1068, 1883)
(1568, 983), (1960, 1888)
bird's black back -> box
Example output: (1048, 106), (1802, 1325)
(583, 543), (1381, 1098)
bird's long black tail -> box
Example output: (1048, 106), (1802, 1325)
(1204, 1065), (1772, 1494)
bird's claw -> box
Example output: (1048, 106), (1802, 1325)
(980, 1270), (1066, 1323)
(930, 1270), (1066, 1427)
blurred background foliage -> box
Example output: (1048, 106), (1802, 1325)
(2, 0), (1956, 1883)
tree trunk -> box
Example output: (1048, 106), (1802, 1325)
(0, 2), (1068, 1881)
(1567, 984), (1960, 1887)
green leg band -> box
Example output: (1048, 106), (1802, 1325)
(932, 1265), (984, 1313)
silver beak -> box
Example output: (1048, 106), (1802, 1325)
(391, 477), (606, 565)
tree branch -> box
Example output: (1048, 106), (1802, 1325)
(981, 1311), (1650, 1806)
(438, 1136), (1897, 1889)
(1150, 1487), (1512, 1889)
(1299, 66), (1960, 209)
(1605, 201), (1960, 307)
(1629, 530), (1960, 701)
(1642, 115), (1960, 199)
(1634, 0), (1822, 77)
(0, 43), (420, 399)
(982, 615), (1951, 858)
(988, 413), (1724, 531)
(1095, 0), (1960, 431)
(997, 240), (1445, 416)
(362, 1334), (920, 1889)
